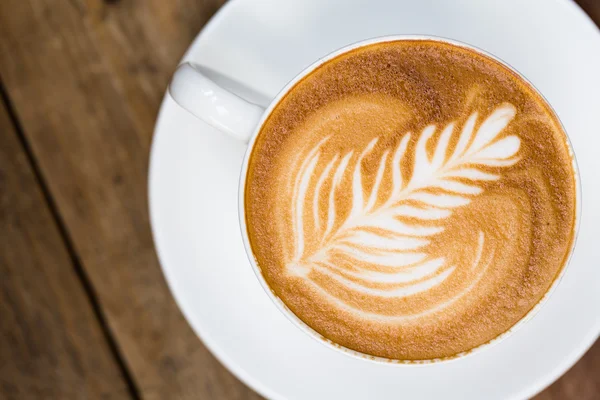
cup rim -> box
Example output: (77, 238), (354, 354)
(237, 34), (582, 365)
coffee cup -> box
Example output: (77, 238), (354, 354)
(169, 35), (579, 363)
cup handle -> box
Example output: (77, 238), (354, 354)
(168, 63), (265, 143)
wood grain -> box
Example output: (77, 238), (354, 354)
(0, 0), (261, 399)
(0, 97), (131, 399)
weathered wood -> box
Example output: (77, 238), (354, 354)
(0, 0), (261, 399)
(0, 97), (131, 399)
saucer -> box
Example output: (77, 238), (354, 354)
(149, 0), (600, 398)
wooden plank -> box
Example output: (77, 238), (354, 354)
(0, 1), (261, 399)
(0, 95), (131, 399)
(534, 340), (600, 399)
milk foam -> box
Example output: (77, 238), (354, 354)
(306, 232), (491, 323)
(245, 40), (577, 360)
(287, 104), (519, 316)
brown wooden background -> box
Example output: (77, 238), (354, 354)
(0, 1), (598, 399)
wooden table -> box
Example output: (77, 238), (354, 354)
(0, 1), (598, 399)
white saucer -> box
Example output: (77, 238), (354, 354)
(149, 1), (600, 398)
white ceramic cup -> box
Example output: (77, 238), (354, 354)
(168, 35), (580, 364)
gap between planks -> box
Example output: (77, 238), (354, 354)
(0, 79), (142, 400)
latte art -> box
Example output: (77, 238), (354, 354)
(245, 40), (577, 360)
(287, 103), (519, 320)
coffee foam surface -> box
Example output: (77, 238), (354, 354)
(245, 40), (577, 360)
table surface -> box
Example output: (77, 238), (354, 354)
(0, 1), (598, 399)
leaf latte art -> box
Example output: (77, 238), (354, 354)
(287, 104), (519, 319)
(245, 40), (577, 360)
